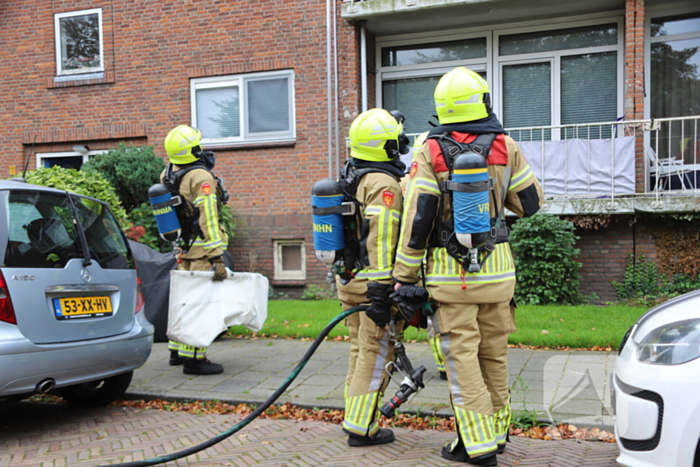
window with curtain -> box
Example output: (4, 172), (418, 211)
(561, 52), (617, 138)
(378, 21), (621, 142)
(382, 76), (442, 134)
(502, 62), (551, 141)
(191, 70), (295, 145)
(650, 13), (700, 160)
(499, 23), (619, 140)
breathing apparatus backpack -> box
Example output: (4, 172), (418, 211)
(311, 160), (400, 284)
(427, 132), (509, 273)
(148, 163), (229, 250)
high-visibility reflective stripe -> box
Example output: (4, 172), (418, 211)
(369, 328), (392, 392)
(425, 244), (514, 284)
(454, 407), (498, 455)
(362, 206), (400, 275)
(425, 271), (515, 285)
(396, 251), (424, 267)
(177, 344), (207, 359)
(192, 238), (225, 249)
(411, 177), (441, 195)
(343, 392), (380, 436)
(355, 268), (392, 280)
(509, 166), (534, 191)
(428, 335), (445, 372)
(493, 400), (511, 442)
(194, 193), (222, 249)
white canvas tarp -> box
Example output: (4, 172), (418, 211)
(167, 270), (268, 348)
(519, 136), (635, 196)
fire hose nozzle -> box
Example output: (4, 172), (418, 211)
(379, 365), (427, 418)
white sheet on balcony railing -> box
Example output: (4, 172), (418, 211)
(519, 136), (635, 196)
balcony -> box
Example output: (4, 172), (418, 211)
(408, 115), (700, 216)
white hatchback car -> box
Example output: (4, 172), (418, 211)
(0, 179), (153, 407)
(612, 289), (700, 467)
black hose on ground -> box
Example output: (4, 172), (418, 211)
(95, 305), (366, 467)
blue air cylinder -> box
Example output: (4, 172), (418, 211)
(452, 152), (491, 249)
(312, 178), (345, 264)
(148, 183), (181, 242)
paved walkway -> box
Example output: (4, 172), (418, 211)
(0, 338), (621, 466)
(131, 339), (617, 430)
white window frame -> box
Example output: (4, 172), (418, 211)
(36, 149), (108, 169)
(494, 19), (623, 132)
(376, 14), (624, 138)
(377, 31), (491, 139)
(54, 8), (104, 76)
(191, 70), (296, 147)
(273, 239), (306, 281)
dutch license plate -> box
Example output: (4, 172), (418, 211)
(53, 296), (113, 320)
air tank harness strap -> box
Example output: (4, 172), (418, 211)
(312, 202), (356, 216)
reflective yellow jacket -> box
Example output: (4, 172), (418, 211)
(160, 166), (228, 260)
(393, 132), (542, 304)
(337, 171), (403, 297)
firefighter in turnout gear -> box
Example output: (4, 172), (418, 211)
(393, 68), (543, 466)
(336, 108), (407, 447)
(402, 132), (447, 380)
(162, 124), (229, 376)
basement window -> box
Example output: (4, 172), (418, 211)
(273, 240), (305, 281)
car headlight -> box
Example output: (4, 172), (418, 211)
(637, 318), (700, 365)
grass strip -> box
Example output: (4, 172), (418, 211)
(229, 300), (648, 350)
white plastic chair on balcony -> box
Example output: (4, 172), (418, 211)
(646, 145), (691, 191)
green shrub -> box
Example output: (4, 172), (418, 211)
(23, 166), (128, 227)
(612, 253), (660, 301)
(81, 143), (165, 211)
(510, 213), (584, 305)
(301, 284), (336, 300)
(612, 254), (700, 304)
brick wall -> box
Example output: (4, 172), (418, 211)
(0, 0), (360, 291)
(625, 0), (647, 192)
(2, 0), (679, 303)
(576, 217), (657, 303)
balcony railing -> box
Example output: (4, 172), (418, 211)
(406, 115), (700, 215)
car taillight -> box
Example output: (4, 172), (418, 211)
(0, 272), (17, 324)
(135, 276), (145, 314)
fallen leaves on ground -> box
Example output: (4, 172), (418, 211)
(112, 399), (615, 443)
(508, 343), (614, 352)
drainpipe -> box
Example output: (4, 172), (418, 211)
(333, 0), (341, 174)
(360, 20), (368, 113)
(326, 0), (334, 178)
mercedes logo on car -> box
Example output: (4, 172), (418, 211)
(81, 269), (92, 283)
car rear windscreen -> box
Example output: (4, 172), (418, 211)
(2, 190), (134, 269)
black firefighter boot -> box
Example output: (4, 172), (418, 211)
(441, 437), (498, 466)
(343, 428), (395, 447)
(169, 350), (184, 366)
(183, 357), (224, 375)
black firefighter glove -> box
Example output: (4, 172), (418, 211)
(209, 255), (227, 282)
(390, 284), (429, 322)
(365, 282), (394, 327)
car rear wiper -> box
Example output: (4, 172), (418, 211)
(66, 193), (92, 268)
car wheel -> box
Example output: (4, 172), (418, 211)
(55, 371), (133, 407)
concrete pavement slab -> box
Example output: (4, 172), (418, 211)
(129, 338), (615, 430)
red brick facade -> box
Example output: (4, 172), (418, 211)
(1, 0), (360, 297)
(0, 1), (687, 302)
